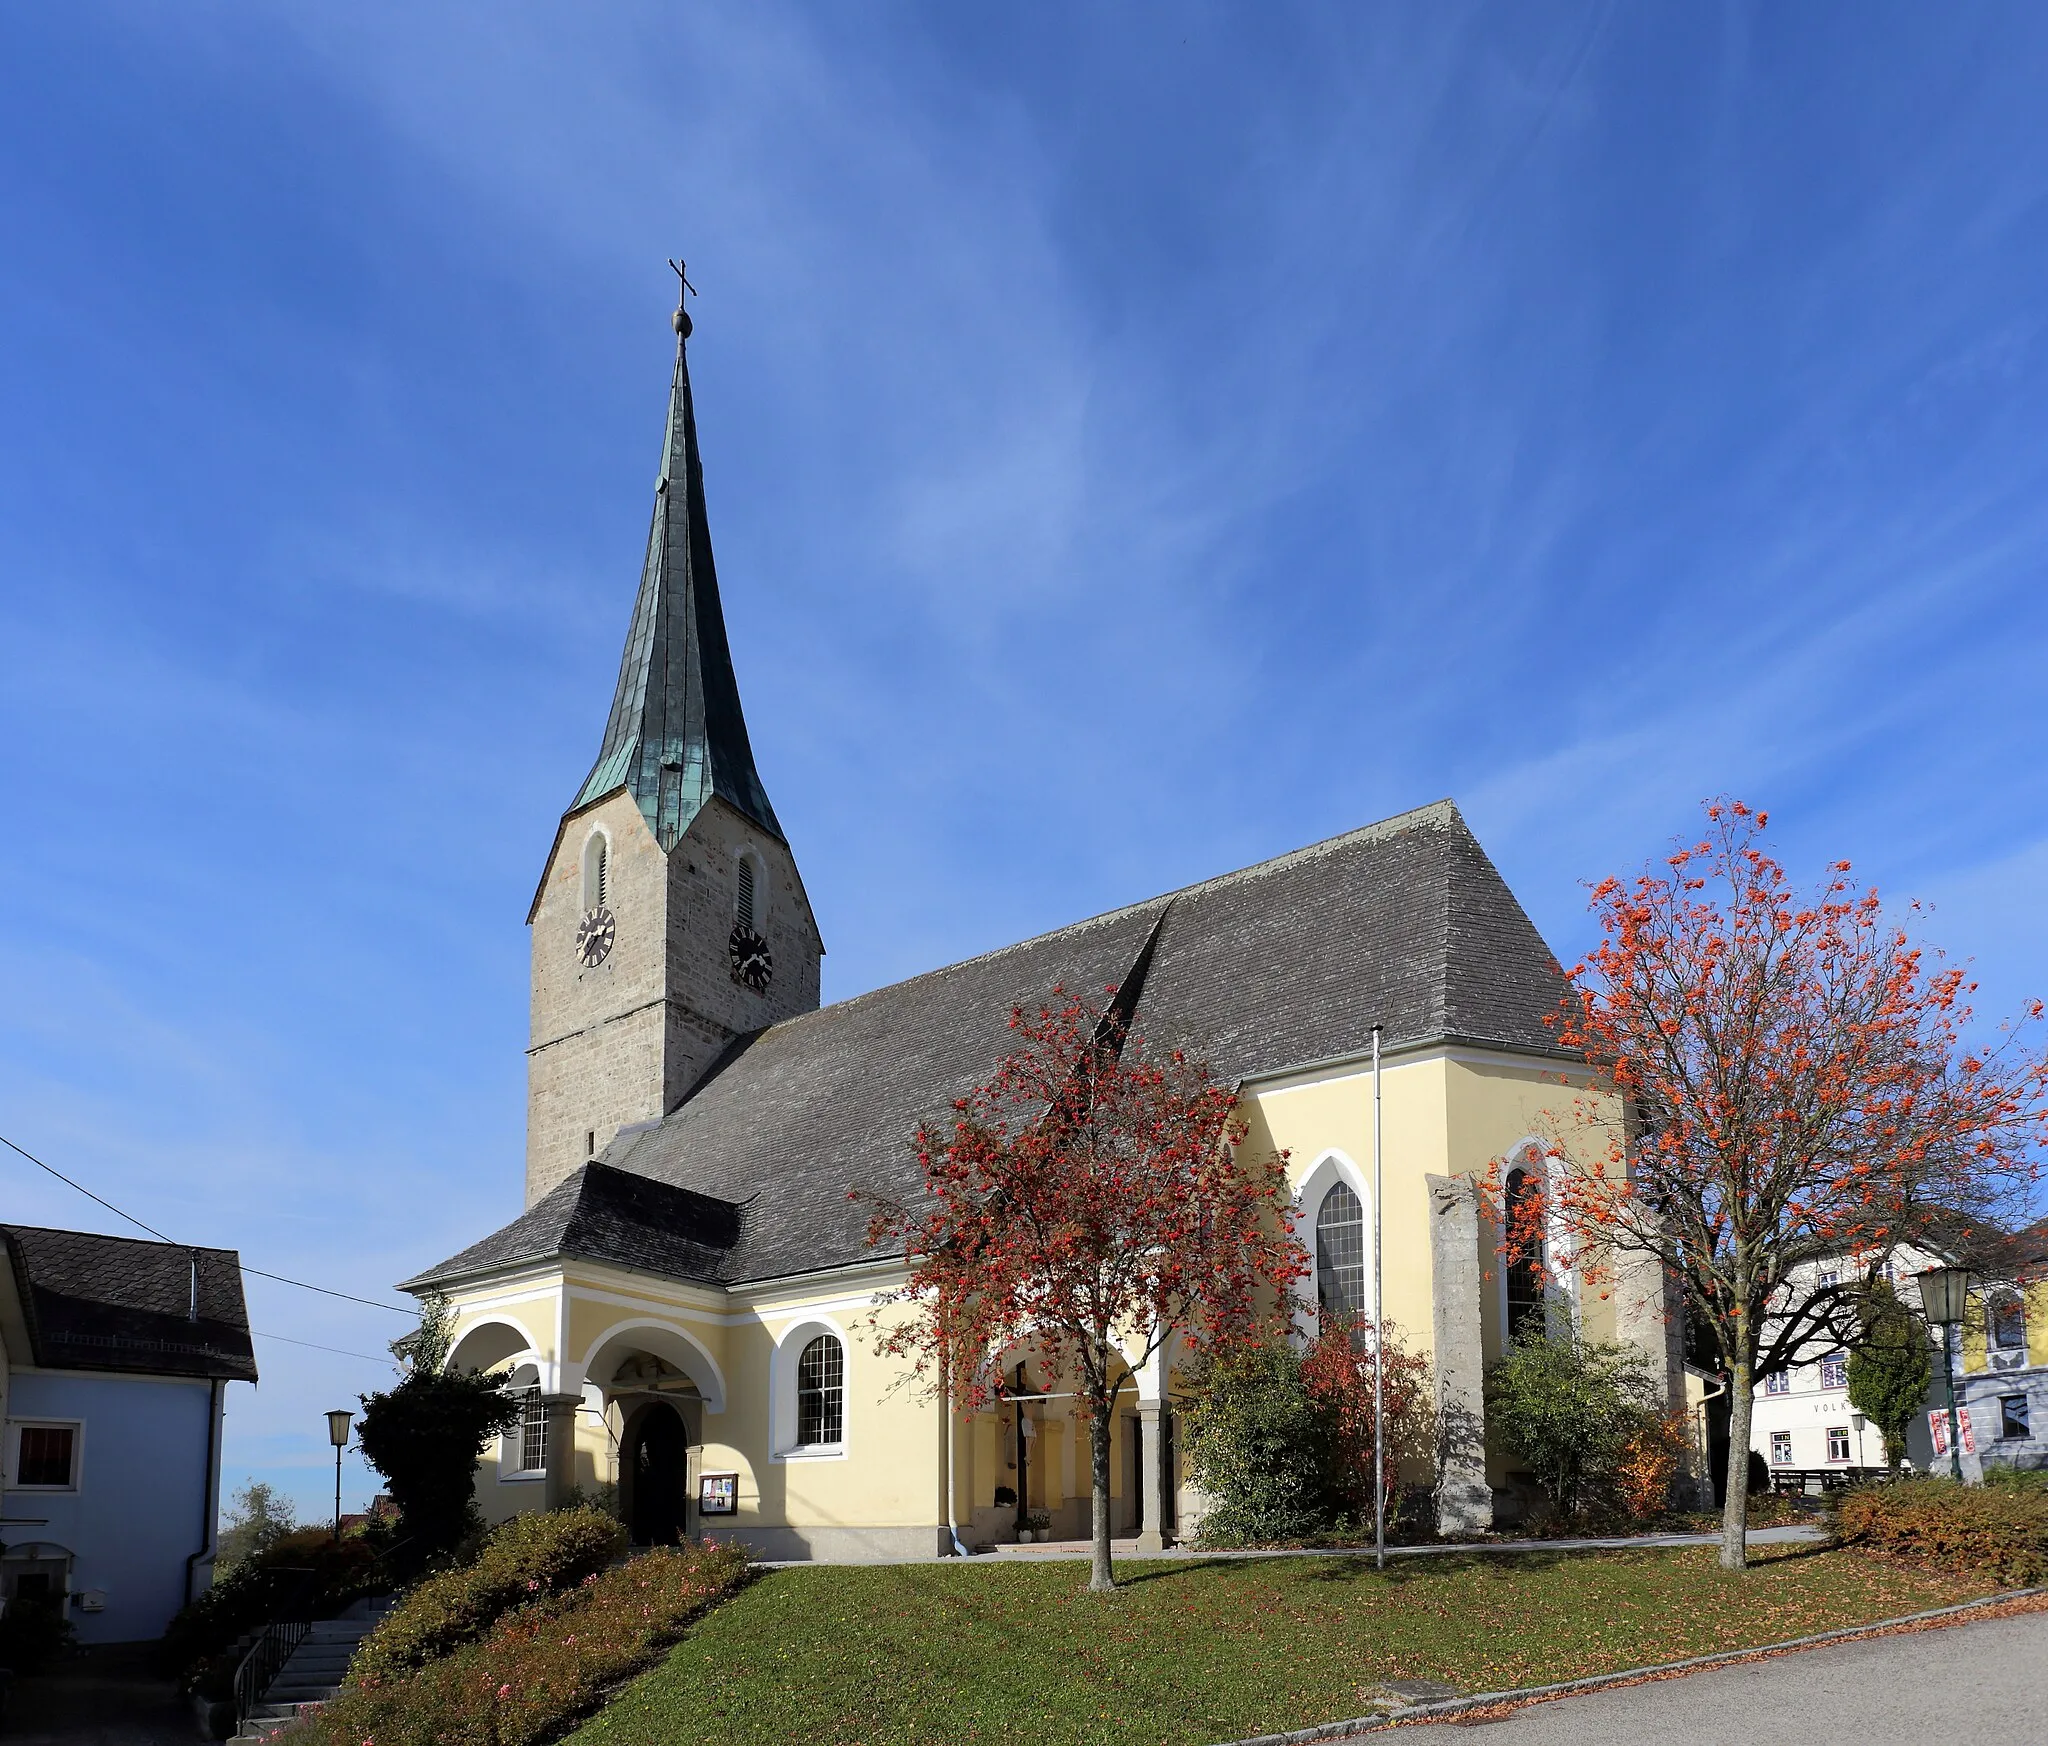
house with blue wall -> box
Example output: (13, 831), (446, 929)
(0, 1224), (256, 1645)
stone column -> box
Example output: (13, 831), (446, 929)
(1428, 1174), (1493, 1533)
(541, 1393), (583, 1511)
(1134, 1404), (1168, 1552)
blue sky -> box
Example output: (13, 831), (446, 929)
(4, 4), (2047, 1522)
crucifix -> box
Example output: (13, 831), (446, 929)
(668, 257), (698, 338)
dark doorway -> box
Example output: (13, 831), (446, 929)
(626, 1402), (689, 1546)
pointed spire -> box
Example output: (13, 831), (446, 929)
(570, 266), (785, 849)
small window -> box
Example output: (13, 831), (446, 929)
(581, 833), (610, 912)
(1770, 1430), (1793, 1465)
(1989, 1292), (2027, 1352)
(795, 1335), (844, 1448)
(1503, 1167), (1546, 1341)
(2000, 1395), (2031, 1441)
(501, 1387), (546, 1476)
(1314, 1182), (1366, 1323)
(1826, 1426), (1850, 1463)
(1764, 1370), (1791, 1395)
(15, 1425), (76, 1489)
(1819, 1351), (1848, 1390)
(1818, 1268), (1840, 1290)
(735, 856), (757, 932)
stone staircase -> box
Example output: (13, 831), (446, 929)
(230, 1594), (397, 1741)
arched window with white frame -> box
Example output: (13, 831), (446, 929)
(581, 831), (610, 912)
(1315, 1182), (1366, 1323)
(1503, 1164), (1548, 1342)
(795, 1334), (844, 1448)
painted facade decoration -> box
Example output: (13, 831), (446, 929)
(408, 295), (1683, 1556)
(0, 1225), (255, 1642)
(1746, 1241), (2048, 1484)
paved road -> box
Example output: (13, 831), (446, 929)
(0, 1644), (194, 1746)
(1398, 1609), (2047, 1743)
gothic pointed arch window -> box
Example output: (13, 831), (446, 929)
(1315, 1182), (1366, 1323)
(1504, 1165), (1547, 1341)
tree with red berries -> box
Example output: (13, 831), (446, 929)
(1494, 802), (2048, 1569)
(868, 989), (1305, 1592)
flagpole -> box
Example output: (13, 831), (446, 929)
(1372, 1022), (1385, 1572)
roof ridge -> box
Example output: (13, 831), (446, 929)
(0, 1222), (238, 1259)
(730, 799), (1467, 1043)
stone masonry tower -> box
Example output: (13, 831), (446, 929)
(525, 278), (823, 1205)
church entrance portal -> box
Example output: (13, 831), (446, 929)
(624, 1402), (690, 1546)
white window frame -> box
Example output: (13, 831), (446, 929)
(6, 1419), (84, 1493)
(1819, 1351), (1848, 1390)
(769, 1318), (849, 1462)
(1291, 1151), (1373, 1340)
(1769, 1430), (1793, 1466)
(1495, 1142), (1578, 1342)
(496, 1365), (547, 1484)
(1825, 1425), (1851, 1463)
(1998, 1393), (2030, 1441)
(1764, 1370), (1791, 1395)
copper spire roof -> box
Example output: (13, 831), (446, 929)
(569, 276), (784, 848)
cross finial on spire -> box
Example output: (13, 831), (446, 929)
(668, 257), (696, 339)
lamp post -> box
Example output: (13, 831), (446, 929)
(326, 1409), (354, 1540)
(1915, 1267), (1971, 1482)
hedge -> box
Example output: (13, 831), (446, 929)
(288, 1540), (750, 1746)
(160, 1527), (388, 1695)
(347, 1506), (625, 1689)
(1833, 1470), (2048, 1587)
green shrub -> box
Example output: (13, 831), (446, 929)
(1181, 1340), (1334, 1545)
(1833, 1475), (2048, 1587)
(296, 1540), (749, 1746)
(1484, 1330), (1661, 1523)
(347, 1505), (624, 1688)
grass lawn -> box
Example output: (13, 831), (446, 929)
(566, 1546), (2000, 1746)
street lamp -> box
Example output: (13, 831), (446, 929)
(326, 1409), (354, 1540)
(1915, 1266), (1971, 1482)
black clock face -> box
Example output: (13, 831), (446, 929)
(577, 906), (616, 968)
(728, 922), (773, 992)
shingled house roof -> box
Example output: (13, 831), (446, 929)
(411, 800), (1569, 1293)
(2, 1225), (258, 1383)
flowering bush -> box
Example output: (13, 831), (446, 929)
(347, 1506), (624, 1689)
(1833, 1472), (2048, 1587)
(1614, 1407), (1692, 1520)
(294, 1540), (750, 1746)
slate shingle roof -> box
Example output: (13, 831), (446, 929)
(411, 800), (1569, 1293)
(2, 1225), (258, 1382)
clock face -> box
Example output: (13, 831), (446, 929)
(728, 922), (773, 993)
(576, 906), (616, 968)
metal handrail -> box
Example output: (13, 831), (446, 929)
(231, 1566), (317, 1730)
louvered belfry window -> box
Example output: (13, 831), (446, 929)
(796, 1335), (844, 1447)
(1315, 1183), (1366, 1322)
(736, 857), (757, 930)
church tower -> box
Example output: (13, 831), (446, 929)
(524, 278), (823, 1206)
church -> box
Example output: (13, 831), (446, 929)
(404, 286), (1676, 1558)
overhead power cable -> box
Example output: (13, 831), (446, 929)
(1, 1129), (412, 1315)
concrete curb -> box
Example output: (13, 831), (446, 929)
(1212, 1585), (2048, 1744)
